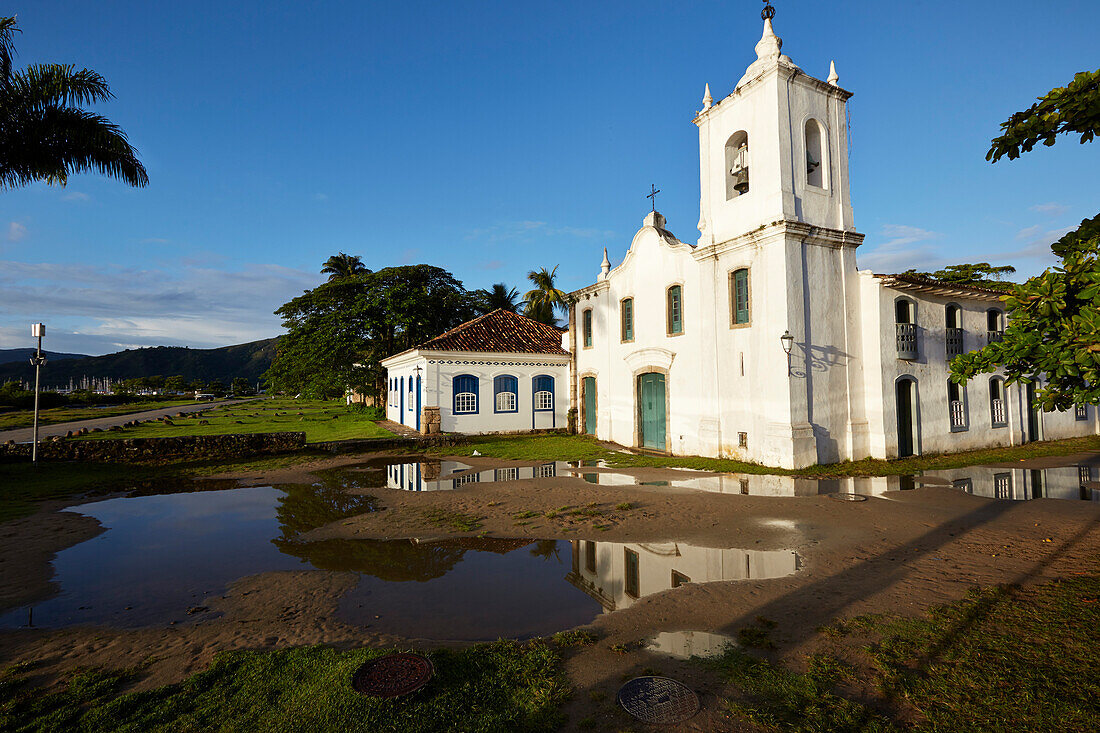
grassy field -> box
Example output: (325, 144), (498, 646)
(0, 640), (569, 732)
(0, 451), (333, 522)
(75, 398), (393, 443)
(434, 432), (1100, 477)
(709, 575), (1100, 732)
(0, 400), (195, 431)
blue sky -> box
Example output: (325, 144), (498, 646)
(1, 0), (1097, 354)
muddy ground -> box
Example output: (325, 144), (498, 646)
(2, 451), (1099, 732)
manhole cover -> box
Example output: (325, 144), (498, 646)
(829, 493), (868, 502)
(617, 676), (699, 724)
(351, 653), (433, 698)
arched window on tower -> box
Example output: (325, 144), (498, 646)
(805, 119), (825, 188)
(725, 131), (749, 199)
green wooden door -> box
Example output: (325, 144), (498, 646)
(583, 377), (597, 435)
(639, 373), (666, 450)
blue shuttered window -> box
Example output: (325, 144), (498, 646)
(494, 375), (518, 413)
(453, 374), (479, 414)
(533, 375), (554, 411)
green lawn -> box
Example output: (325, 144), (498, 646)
(0, 641), (569, 732)
(434, 432), (1100, 478)
(75, 398), (393, 443)
(709, 575), (1100, 732)
(0, 400), (195, 431)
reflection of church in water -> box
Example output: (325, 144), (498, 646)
(566, 540), (798, 612)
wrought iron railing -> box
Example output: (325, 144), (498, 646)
(991, 398), (1006, 426)
(950, 400), (966, 429)
(896, 323), (917, 360)
(946, 327), (963, 357)
(987, 330), (1004, 344)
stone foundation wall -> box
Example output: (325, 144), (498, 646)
(0, 432), (306, 462)
(421, 406), (441, 435)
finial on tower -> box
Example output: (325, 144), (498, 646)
(761, 0), (775, 21)
(600, 248), (611, 279)
(702, 83), (713, 110)
(827, 60), (839, 86)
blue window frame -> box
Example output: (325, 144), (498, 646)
(533, 375), (554, 411)
(494, 375), (518, 413)
(453, 374), (479, 414)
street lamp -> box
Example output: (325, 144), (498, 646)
(780, 330), (794, 376)
(29, 323), (47, 464)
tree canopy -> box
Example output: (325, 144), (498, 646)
(901, 263), (1016, 290)
(0, 16), (147, 189)
(264, 264), (480, 399)
(523, 266), (568, 326)
(320, 252), (369, 281)
(987, 69), (1100, 163)
(472, 283), (520, 313)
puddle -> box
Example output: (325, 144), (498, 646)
(916, 465), (1100, 502)
(0, 481), (800, 640)
(646, 630), (737, 659)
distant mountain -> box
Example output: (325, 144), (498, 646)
(0, 338), (279, 388)
(0, 348), (89, 365)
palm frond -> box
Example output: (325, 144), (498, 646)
(0, 17), (18, 81)
(7, 64), (113, 107)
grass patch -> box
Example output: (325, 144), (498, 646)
(0, 450), (331, 523)
(420, 508), (482, 532)
(433, 432), (1100, 478)
(513, 510), (540, 520)
(615, 501), (633, 511)
(551, 629), (599, 647)
(710, 576), (1100, 732)
(0, 641), (569, 732)
(74, 398), (393, 443)
(0, 400), (195, 431)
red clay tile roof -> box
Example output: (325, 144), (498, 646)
(877, 273), (1012, 298)
(417, 309), (569, 355)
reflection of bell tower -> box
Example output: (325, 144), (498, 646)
(694, 4), (856, 246)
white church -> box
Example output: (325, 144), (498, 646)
(386, 10), (1098, 469)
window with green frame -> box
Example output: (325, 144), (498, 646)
(732, 268), (750, 324)
(666, 285), (683, 334)
(583, 309), (593, 347)
(620, 298), (634, 341)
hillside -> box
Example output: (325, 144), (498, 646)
(0, 349), (89, 365)
(0, 338), (279, 388)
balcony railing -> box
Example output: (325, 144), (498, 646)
(896, 323), (917, 360)
(950, 400), (966, 429)
(987, 330), (1004, 344)
(946, 327), (964, 357)
(991, 398), (1006, 426)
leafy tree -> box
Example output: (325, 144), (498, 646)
(231, 377), (254, 395)
(950, 72), (1100, 411)
(207, 379), (225, 395)
(901, 263), (1016, 290)
(523, 266), (568, 326)
(265, 264), (479, 400)
(164, 375), (187, 392)
(472, 283), (520, 314)
(987, 69), (1100, 162)
(951, 215), (1100, 411)
(320, 252), (369, 281)
(188, 379), (205, 393)
(0, 16), (147, 189)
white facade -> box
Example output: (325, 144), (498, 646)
(382, 349), (569, 435)
(568, 16), (1098, 468)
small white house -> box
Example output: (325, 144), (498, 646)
(381, 309), (570, 434)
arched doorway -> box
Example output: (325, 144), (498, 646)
(637, 372), (666, 451)
(896, 377), (919, 457)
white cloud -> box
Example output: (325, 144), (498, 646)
(990, 225), (1075, 265)
(856, 224), (943, 273)
(480, 260), (504, 270)
(1030, 202), (1070, 217)
(62, 191), (90, 202)
(1015, 224), (1043, 241)
(400, 248), (421, 264)
(313, 192), (328, 201)
(7, 222), (26, 241)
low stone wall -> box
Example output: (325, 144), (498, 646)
(0, 432), (306, 462)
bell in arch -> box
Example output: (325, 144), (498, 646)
(730, 143), (750, 195)
(806, 151), (820, 176)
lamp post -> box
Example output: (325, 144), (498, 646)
(30, 323), (47, 464)
(780, 330), (794, 376)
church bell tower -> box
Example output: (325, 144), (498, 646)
(694, 3), (856, 247)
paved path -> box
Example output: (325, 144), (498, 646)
(0, 400), (246, 444)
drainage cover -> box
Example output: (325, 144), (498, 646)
(829, 493), (868, 502)
(351, 653), (433, 698)
(617, 675), (699, 724)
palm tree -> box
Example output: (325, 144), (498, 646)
(0, 17), (148, 189)
(485, 283), (520, 312)
(321, 252), (368, 281)
(523, 266), (568, 326)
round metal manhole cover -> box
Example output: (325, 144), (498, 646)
(617, 676), (699, 724)
(351, 653), (433, 698)
(829, 492), (868, 502)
